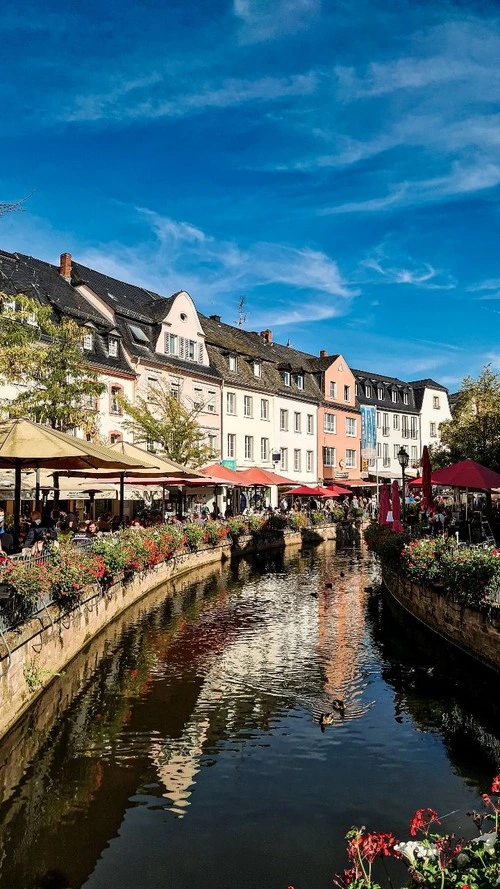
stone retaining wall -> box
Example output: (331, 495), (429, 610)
(0, 524), (338, 741)
(382, 566), (500, 673)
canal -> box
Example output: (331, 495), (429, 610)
(0, 542), (499, 889)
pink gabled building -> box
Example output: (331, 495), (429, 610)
(309, 352), (361, 485)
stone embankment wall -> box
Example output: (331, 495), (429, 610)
(0, 524), (337, 741)
(382, 567), (500, 673)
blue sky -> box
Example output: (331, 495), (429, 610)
(2, 0), (500, 390)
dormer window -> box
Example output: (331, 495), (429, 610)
(296, 374), (304, 390)
(253, 360), (261, 378)
(403, 391), (409, 405)
(108, 337), (119, 358)
(2, 298), (16, 313)
(391, 390), (397, 403)
(283, 371), (291, 387)
(365, 384), (372, 397)
(228, 355), (237, 372)
(377, 387), (383, 400)
(82, 332), (94, 351)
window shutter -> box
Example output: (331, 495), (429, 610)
(179, 337), (185, 359)
(164, 333), (170, 355)
(198, 342), (204, 363)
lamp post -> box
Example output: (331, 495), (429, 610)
(397, 446), (409, 525)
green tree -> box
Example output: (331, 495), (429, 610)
(431, 365), (500, 470)
(120, 381), (218, 467)
(0, 293), (105, 437)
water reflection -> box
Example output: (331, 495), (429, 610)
(0, 544), (498, 889)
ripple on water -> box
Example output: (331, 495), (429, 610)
(0, 545), (498, 889)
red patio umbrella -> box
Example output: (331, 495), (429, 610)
(431, 459), (500, 490)
(287, 484), (336, 498)
(408, 476), (423, 488)
(326, 484), (352, 497)
(421, 445), (433, 511)
(378, 482), (391, 526)
(237, 467), (294, 486)
(391, 480), (404, 532)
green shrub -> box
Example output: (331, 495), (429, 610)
(184, 523), (204, 551)
(310, 510), (325, 526)
(288, 512), (309, 531)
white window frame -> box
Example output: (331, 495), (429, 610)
(307, 414), (314, 434)
(294, 412), (301, 433)
(323, 446), (336, 467)
(280, 447), (288, 470)
(108, 338), (119, 358)
(283, 371), (291, 387)
(329, 381), (336, 398)
(296, 374), (304, 390)
(344, 384), (350, 402)
(228, 355), (236, 372)
(261, 437), (269, 462)
(280, 409), (289, 431)
(227, 433), (236, 459)
(244, 435), (254, 460)
(253, 361), (261, 378)
(346, 417), (356, 437)
(306, 450), (313, 472)
(345, 448), (357, 469)
(294, 449), (301, 472)
(244, 395), (253, 418)
(261, 398), (269, 420)
(324, 412), (336, 434)
(82, 332), (93, 351)
(433, 396), (440, 409)
(226, 392), (236, 415)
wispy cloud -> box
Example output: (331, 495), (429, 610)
(75, 208), (357, 326)
(468, 278), (500, 293)
(233, 0), (321, 43)
(63, 72), (317, 123)
(360, 250), (456, 291)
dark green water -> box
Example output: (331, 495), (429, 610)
(0, 543), (498, 889)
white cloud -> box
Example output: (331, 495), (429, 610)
(65, 208), (356, 327)
(64, 72), (317, 123)
(361, 251), (456, 291)
(468, 278), (500, 293)
(233, 0), (320, 42)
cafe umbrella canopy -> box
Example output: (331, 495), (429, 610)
(0, 418), (149, 544)
(66, 440), (202, 520)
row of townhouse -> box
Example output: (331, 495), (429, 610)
(0, 249), (451, 485)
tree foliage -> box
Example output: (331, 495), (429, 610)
(431, 365), (500, 470)
(0, 293), (105, 436)
(120, 381), (218, 467)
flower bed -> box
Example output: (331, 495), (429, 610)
(364, 524), (500, 608)
(0, 522), (227, 608)
(290, 775), (500, 888)
(0, 514), (344, 616)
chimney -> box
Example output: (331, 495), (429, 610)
(319, 349), (327, 358)
(59, 252), (72, 281)
(209, 314), (221, 323)
(260, 329), (273, 344)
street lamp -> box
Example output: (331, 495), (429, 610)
(397, 446), (409, 524)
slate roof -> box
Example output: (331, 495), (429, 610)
(0, 251), (134, 376)
(200, 314), (325, 403)
(71, 261), (175, 324)
(352, 367), (418, 413)
(407, 378), (449, 393)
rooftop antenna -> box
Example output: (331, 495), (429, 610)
(286, 337), (293, 347)
(235, 295), (247, 328)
